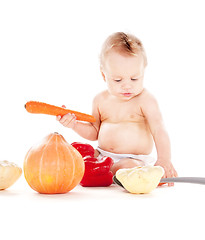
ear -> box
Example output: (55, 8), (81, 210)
(100, 67), (106, 82)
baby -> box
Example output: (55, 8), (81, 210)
(57, 32), (178, 186)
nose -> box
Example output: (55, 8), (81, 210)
(122, 80), (132, 91)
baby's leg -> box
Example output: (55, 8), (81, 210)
(111, 158), (144, 175)
(94, 149), (100, 158)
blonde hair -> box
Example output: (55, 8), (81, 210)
(100, 32), (147, 69)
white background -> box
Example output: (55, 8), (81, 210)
(1, 0), (205, 239)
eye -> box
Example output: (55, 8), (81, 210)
(114, 79), (121, 82)
(131, 78), (138, 81)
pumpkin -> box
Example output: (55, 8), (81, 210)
(23, 132), (85, 194)
(0, 160), (22, 190)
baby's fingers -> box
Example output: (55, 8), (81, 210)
(56, 115), (61, 121)
(167, 170), (178, 187)
(59, 113), (75, 123)
(166, 170), (176, 187)
(59, 113), (77, 128)
(168, 182), (174, 187)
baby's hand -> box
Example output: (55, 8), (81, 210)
(155, 160), (178, 187)
(56, 105), (77, 129)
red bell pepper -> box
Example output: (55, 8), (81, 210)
(80, 156), (114, 187)
(71, 142), (114, 187)
(71, 142), (95, 157)
(81, 171), (113, 187)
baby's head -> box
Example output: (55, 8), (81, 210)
(100, 32), (147, 100)
(100, 32), (147, 69)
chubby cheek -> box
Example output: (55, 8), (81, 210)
(135, 85), (144, 95)
(133, 81), (144, 94)
(106, 81), (119, 95)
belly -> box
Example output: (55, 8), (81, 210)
(98, 122), (153, 154)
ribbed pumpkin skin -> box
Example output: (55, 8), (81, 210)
(24, 133), (85, 194)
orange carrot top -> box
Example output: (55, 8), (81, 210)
(25, 101), (96, 123)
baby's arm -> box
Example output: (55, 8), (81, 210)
(141, 91), (178, 183)
(56, 96), (101, 141)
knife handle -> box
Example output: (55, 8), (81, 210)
(160, 177), (205, 185)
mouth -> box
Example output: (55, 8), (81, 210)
(121, 93), (132, 97)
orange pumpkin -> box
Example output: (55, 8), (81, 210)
(24, 132), (85, 194)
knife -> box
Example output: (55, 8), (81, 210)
(113, 175), (205, 188)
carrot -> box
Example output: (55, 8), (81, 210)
(25, 101), (96, 123)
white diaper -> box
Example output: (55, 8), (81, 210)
(96, 147), (156, 166)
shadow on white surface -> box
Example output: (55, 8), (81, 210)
(1, 175), (205, 239)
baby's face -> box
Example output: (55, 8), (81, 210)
(102, 49), (145, 100)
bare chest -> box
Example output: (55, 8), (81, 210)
(99, 98), (145, 123)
